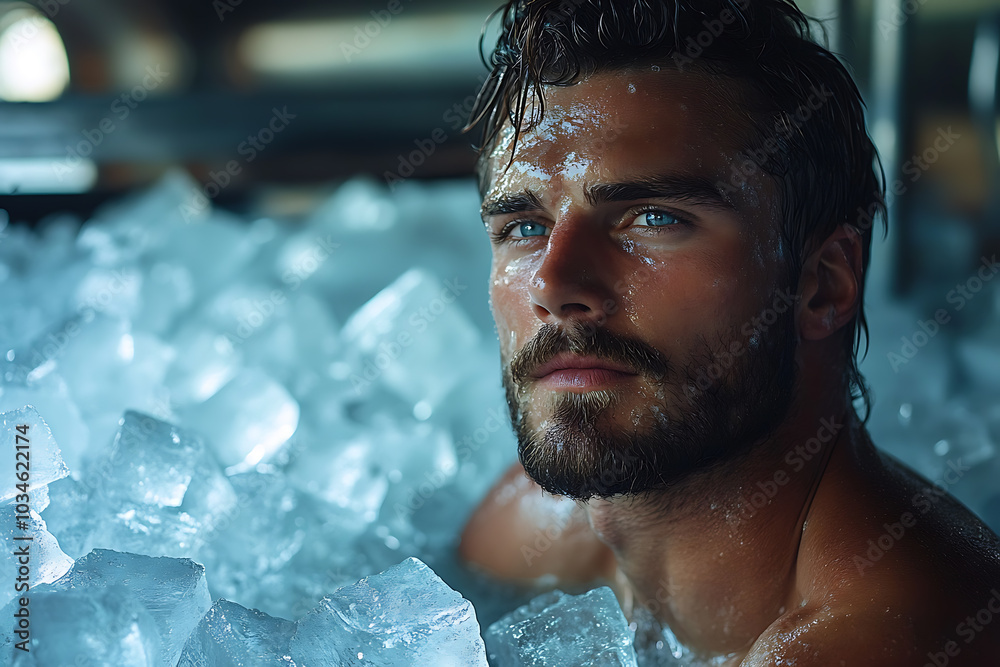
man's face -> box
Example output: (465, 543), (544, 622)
(482, 69), (799, 500)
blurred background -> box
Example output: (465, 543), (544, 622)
(1, 0), (1000, 638)
(1, 0), (999, 292)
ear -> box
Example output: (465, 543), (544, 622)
(797, 224), (863, 341)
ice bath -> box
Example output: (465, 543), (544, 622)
(0, 168), (998, 664)
(4, 0), (1000, 663)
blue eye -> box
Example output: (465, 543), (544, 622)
(634, 210), (680, 227)
(514, 221), (549, 238)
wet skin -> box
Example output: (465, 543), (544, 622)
(459, 70), (1000, 665)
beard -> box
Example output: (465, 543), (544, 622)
(501, 308), (798, 501)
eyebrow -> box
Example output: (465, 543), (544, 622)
(481, 190), (545, 219)
(585, 174), (735, 211)
(480, 173), (735, 221)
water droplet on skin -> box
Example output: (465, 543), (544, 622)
(651, 65), (660, 71)
(628, 83), (636, 93)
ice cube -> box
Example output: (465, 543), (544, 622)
(341, 268), (480, 407)
(101, 503), (205, 559)
(485, 587), (638, 667)
(0, 585), (162, 666)
(238, 293), (342, 389)
(0, 507), (73, 610)
(290, 433), (388, 518)
(280, 179), (399, 319)
(104, 411), (209, 507)
(289, 557), (488, 667)
(1, 406), (69, 504)
(179, 368), (299, 469)
(286, 418), (459, 561)
(304, 176), (398, 233)
(37, 476), (94, 559)
(177, 599), (296, 667)
(199, 282), (289, 342)
(52, 315), (176, 447)
(0, 373), (90, 471)
(197, 472), (328, 619)
(164, 324), (242, 406)
(43, 548), (212, 666)
(72, 265), (143, 321)
(87, 168), (210, 243)
(134, 262), (195, 336)
(42, 411), (237, 560)
(148, 210), (263, 300)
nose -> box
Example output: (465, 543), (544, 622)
(528, 221), (616, 327)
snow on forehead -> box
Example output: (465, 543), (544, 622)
(485, 105), (618, 201)
(490, 105), (594, 164)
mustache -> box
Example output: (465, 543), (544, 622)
(509, 322), (669, 385)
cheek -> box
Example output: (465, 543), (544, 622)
(625, 250), (750, 343)
(489, 253), (540, 355)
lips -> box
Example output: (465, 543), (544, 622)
(530, 353), (637, 380)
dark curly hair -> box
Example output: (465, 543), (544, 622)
(465, 0), (887, 421)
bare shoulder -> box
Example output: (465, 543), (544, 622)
(744, 593), (1000, 667)
(763, 438), (1000, 666)
(458, 461), (616, 583)
(741, 603), (920, 666)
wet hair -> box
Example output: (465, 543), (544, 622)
(465, 0), (887, 421)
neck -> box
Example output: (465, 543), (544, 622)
(583, 399), (854, 657)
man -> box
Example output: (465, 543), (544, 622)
(458, 1), (1000, 665)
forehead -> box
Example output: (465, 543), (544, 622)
(482, 68), (761, 205)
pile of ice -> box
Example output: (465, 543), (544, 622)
(1, 170), (998, 665)
(0, 172), (641, 665)
(485, 588), (638, 666)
